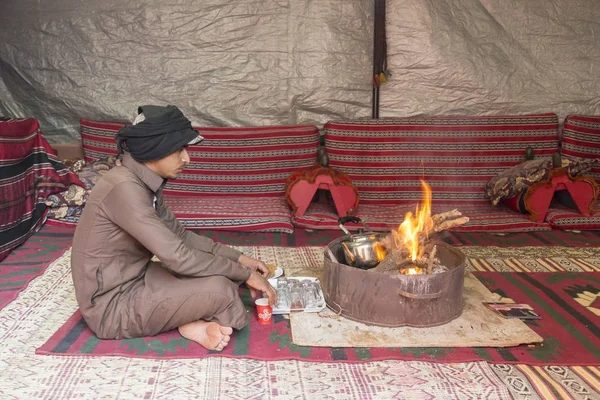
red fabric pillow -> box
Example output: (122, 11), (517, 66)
(561, 114), (600, 182)
(285, 165), (359, 217)
(80, 118), (125, 162)
(164, 125), (320, 197)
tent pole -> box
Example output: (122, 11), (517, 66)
(372, 0), (385, 119)
(372, 86), (379, 119)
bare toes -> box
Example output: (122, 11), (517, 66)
(220, 326), (233, 335)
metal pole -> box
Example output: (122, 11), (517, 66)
(372, 86), (379, 119)
(372, 0), (385, 119)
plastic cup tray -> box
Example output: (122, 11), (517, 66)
(270, 276), (326, 315)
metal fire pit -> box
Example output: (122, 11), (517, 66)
(323, 238), (466, 327)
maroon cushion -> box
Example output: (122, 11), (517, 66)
(546, 203), (600, 230)
(164, 125), (319, 198)
(292, 202), (550, 232)
(80, 119), (320, 198)
(48, 195), (295, 233)
(80, 118), (124, 162)
(324, 114), (559, 205)
(560, 114), (600, 182)
(164, 195), (294, 233)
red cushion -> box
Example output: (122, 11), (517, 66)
(47, 196), (295, 233)
(164, 195), (294, 233)
(80, 118), (124, 162)
(285, 166), (359, 217)
(80, 119), (320, 198)
(560, 114), (600, 182)
(504, 169), (598, 223)
(324, 113), (560, 205)
(163, 125), (320, 198)
(546, 203), (600, 230)
(292, 202), (550, 232)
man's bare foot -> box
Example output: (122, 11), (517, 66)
(178, 320), (233, 351)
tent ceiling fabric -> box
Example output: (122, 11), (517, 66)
(1, 1), (599, 143)
(381, 0), (600, 119)
(0, 0), (373, 142)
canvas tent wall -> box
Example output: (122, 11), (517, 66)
(0, 0), (598, 144)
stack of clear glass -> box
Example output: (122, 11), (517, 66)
(269, 277), (325, 312)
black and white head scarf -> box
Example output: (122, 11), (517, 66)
(116, 105), (203, 162)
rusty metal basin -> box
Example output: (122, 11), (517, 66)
(323, 238), (466, 327)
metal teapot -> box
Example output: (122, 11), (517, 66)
(338, 216), (387, 269)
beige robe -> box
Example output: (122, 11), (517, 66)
(71, 153), (251, 339)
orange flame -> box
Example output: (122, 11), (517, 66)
(373, 241), (387, 262)
(403, 267), (424, 275)
(394, 179), (432, 261)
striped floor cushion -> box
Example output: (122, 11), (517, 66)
(546, 203), (600, 230)
(324, 113), (560, 205)
(164, 195), (294, 233)
(46, 196), (295, 233)
(560, 114), (600, 182)
(292, 202), (550, 232)
(47, 196), (295, 233)
(163, 125), (320, 197)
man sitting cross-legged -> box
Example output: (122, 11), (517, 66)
(71, 105), (277, 351)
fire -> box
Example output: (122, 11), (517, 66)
(400, 266), (424, 275)
(394, 179), (432, 261)
(373, 241), (387, 262)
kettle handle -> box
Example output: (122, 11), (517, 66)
(339, 216), (361, 225)
(338, 216), (373, 234)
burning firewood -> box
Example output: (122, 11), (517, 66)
(373, 242), (439, 274)
(372, 180), (470, 275)
(426, 244), (437, 274)
(378, 209), (469, 254)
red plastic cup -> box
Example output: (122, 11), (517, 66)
(255, 298), (273, 324)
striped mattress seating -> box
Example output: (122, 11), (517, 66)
(79, 118), (124, 162)
(73, 119), (320, 232)
(560, 115), (600, 183)
(294, 113), (561, 232)
(551, 114), (600, 229)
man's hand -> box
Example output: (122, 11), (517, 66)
(246, 270), (277, 306)
(238, 254), (270, 278)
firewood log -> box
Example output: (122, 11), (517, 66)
(431, 210), (469, 232)
(426, 245), (437, 274)
(434, 216), (470, 232)
(372, 248), (407, 273)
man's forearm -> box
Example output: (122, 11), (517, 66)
(183, 230), (242, 261)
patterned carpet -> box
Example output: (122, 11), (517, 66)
(0, 249), (599, 399)
(37, 251), (600, 367)
(1, 224), (600, 399)
(0, 225), (75, 311)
